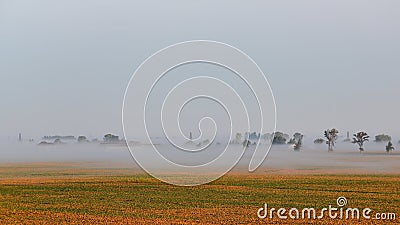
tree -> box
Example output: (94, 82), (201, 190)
(54, 138), (62, 144)
(294, 139), (302, 151)
(386, 141), (395, 153)
(103, 134), (119, 143)
(235, 133), (242, 144)
(289, 133), (303, 151)
(242, 139), (250, 148)
(272, 131), (289, 144)
(293, 134), (303, 151)
(352, 131), (369, 152)
(249, 132), (260, 140)
(77, 136), (88, 143)
(314, 138), (324, 144)
(261, 133), (272, 141)
(324, 128), (339, 151)
(375, 134), (391, 142)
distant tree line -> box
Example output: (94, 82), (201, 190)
(42, 135), (75, 140)
(313, 128), (396, 153)
(38, 130), (398, 154)
(235, 128), (397, 153)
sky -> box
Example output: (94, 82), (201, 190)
(0, 0), (399, 141)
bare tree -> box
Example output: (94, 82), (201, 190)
(386, 141), (395, 153)
(352, 131), (369, 152)
(324, 128), (339, 151)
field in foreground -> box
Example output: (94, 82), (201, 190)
(0, 164), (399, 224)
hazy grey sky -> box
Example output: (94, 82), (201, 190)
(1, 0), (399, 140)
